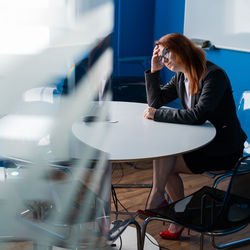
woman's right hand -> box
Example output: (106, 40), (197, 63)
(151, 45), (164, 73)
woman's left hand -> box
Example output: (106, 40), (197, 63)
(144, 107), (156, 119)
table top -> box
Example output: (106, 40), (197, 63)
(72, 101), (216, 162)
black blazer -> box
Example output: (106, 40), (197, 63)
(145, 61), (247, 156)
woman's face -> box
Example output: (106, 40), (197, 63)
(158, 45), (185, 73)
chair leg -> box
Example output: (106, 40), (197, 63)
(200, 233), (204, 250)
(141, 217), (153, 250)
(211, 235), (250, 249)
(129, 220), (142, 250)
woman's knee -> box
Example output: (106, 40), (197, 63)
(153, 156), (177, 166)
(172, 155), (193, 174)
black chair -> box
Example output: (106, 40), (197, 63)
(111, 76), (147, 103)
(141, 155), (250, 250)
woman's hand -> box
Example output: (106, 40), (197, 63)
(151, 45), (164, 73)
(144, 107), (156, 119)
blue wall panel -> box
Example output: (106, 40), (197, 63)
(206, 49), (250, 106)
(118, 0), (155, 57)
(154, 0), (185, 39)
(113, 0), (155, 77)
(153, 0), (185, 84)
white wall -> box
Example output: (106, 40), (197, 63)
(184, 0), (250, 52)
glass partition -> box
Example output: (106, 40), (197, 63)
(0, 0), (114, 249)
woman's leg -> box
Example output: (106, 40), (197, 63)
(146, 156), (177, 209)
(145, 155), (193, 234)
(165, 155), (192, 202)
(165, 155), (193, 233)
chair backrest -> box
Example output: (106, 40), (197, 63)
(220, 156), (250, 228)
(230, 156), (250, 198)
(238, 91), (250, 155)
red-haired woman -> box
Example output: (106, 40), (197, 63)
(138, 33), (247, 240)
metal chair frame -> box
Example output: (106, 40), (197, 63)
(109, 218), (141, 250)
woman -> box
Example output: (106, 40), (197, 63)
(138, 33), (247, 240)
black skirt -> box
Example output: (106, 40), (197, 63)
(183, 149), (243, 174)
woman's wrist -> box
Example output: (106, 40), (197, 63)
(151, 68), (158, 73)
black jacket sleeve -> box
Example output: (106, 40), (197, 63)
(145, 66), (229, 125)
(145, 69), (178, 108)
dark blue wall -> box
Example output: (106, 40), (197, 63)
(153, 0), (185, 86)
(113, 0), (155, 77)
(206, 49), (249, 106)
(154, 0), (185, 39)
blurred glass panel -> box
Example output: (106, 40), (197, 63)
(0, 0), (114, 248)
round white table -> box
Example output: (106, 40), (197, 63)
(72, 101), (216, 162)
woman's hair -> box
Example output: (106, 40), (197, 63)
(156, 33), (206, 96)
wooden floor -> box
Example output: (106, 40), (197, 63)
(111, 160), (250, 250)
